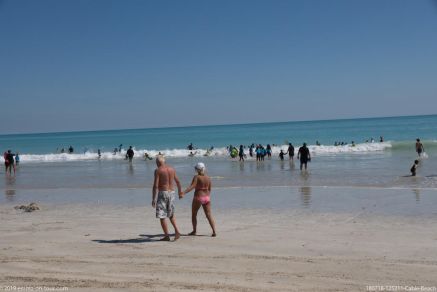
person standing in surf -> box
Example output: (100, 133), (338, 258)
(297, 143), (311, 171)
(239, 145), (245, 161)
(415, 138), (425, 157)
(152, 156), (183, 241)
(126, 146), (134, 162)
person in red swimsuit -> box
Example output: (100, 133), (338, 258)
(181, 162), (217, 237)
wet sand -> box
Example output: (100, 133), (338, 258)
(1, 187), (437, 291)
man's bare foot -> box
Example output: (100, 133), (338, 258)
(211, 233), (217, 237)
(174, 233), (181, 241)
(188, 231), (196, 236)
(159, 236), (170, 241)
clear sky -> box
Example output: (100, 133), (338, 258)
(1, 0), (436, 134)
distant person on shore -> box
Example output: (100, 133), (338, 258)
(239, 145), (245, 161)
(97, 149), (101, 158)
(152, 156), (182, 241)
(181, 162), (216, 237)
(144, 152), (153, 160)
(126, 146), (134, 162)
(286, 143), (294, 161)
(380, 136), (384, 142)
(297, 143), (311, 171)
(410, 160), (419, 176)
(187, 143), (194, 150)
(68, 146), (74, 154)
(119, 144), (123, 152)
(415, 139), (424, 157)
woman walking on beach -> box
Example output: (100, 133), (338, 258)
(181, 162), (217, 237)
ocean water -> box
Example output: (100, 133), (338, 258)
(1, 115), (437, 197)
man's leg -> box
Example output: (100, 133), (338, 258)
(169, 215), (181, 241)
(159, 219), (170, 241)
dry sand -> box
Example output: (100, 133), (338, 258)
(1, 200), (437, 291)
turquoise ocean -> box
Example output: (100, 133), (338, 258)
(1, 114), (437, 205)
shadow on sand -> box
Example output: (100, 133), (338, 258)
(92, 234), (168, 244)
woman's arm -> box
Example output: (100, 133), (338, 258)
(183, 176), (198, 194)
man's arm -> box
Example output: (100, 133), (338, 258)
(174, 172), (183, 197)
(152, 169), (159, 207)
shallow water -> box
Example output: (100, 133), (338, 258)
(2, 186), (437, 218)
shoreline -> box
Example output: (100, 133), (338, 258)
(1, 187), (437, 290)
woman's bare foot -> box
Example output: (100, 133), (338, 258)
(188, 231), (196, 236)
(174, 233), (181, 241)
(211, 233), (217, 237)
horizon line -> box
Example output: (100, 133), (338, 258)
(1, 113), (436, 136)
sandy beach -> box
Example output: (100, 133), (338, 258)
(1, 187), (437, 291)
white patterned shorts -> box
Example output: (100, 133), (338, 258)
(156, 191), (175, 219)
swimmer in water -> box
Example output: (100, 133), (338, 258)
(410, 160), (419, 176)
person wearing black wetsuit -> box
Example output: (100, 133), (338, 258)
(297, 143), (311, 171)
(287, 143), (294, 161)
(126, 146), (135, 162)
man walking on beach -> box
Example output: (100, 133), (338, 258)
(152, 156), (182, 241)
(297, 143), (311, 171)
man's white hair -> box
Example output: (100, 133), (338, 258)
(156, 155), (165, 165)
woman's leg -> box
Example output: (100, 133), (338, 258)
(202, 203), (217, 236)
(190, 199), (202, 235)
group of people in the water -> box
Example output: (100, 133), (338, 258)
(333, 136), (384, 146)
(3, 137), (429, 177)
(411, 138), (426, 176)
(56, 145), (75, 154)
(224, 142), (311, 170)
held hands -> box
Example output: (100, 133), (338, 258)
(179, 191), (185, 199)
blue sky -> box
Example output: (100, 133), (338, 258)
(1, 0), (436, 134)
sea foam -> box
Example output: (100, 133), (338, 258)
(0, 142), (392, 163)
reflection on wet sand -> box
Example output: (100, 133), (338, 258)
(5, 176), (17, 202)
(299, 186), (312, 208)
(412, 188), (420, 202)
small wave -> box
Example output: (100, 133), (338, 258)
(0, 142), (393, 163)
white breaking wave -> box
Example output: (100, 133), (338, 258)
(0, 142), (392, 163)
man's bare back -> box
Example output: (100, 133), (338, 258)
(155, 166), (177, 191)
(152, 156), (182, 241)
